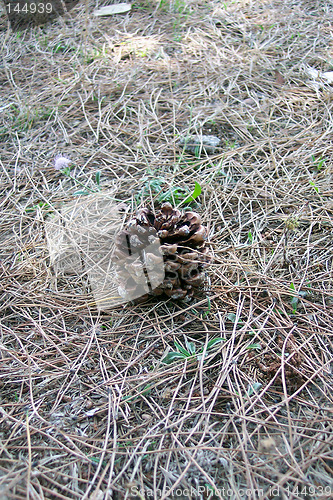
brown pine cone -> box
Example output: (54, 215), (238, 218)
(113, 202), (212, 302)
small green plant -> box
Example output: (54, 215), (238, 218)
(289, 282), (307, 314)
(248, 231), (253, 244)
(7, 104), (54, 132)
(257, 23), (275, 32)
(226, 313), (243, 326)
(136, 178), (202, 206)
(174, 151), (202, 172)
(89, 456), (108, 467)
(173, 0), (187, 13)
(173, 29), (183, 43)
(201, 296), (211, 318)
(132, 1), (151, 11)
(290, 282), (299, 314)
(52, 43), (72, 54)
(205, 484), (218, 496)
(122, 384), (152, 403)
(246, 343), (261, 351)
(82, 46), (105, 64)
(25, 201), (53, 214)
(311, 155), (326, 171)
(309, 180), (319, 193)
(136, 178), (186, 204)
(162, 336), (226, 364)
(95, 171), (101, 188)
(193, 145), (201, 158)
(225, 139), (237, 149)
(182, 181), (201, 205)
(54, 155), (102, 195)
(159, 186), (188, 204)
(73, 169), (102, 195)
(158, 0), (187, 13)
(54, 155), (101, 196)
(247, 382), (262, 396)
(142, 441), (158, 459)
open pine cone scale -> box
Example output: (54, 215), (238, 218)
(113, 202), (212, 302)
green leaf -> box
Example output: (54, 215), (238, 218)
(62, 166), (71, 175)
(206, 337), (226, 350)
(95, 171), (101, 186)
(122, 384), (152, 401)
(197, 338), (226, 361)
(227, 313), (236, 322)
(247, 382), (262, 396)
(317, 158), (325, 170)
(161, 351), (187, 364)
(290, 296), (299, 312)
(311, 155), (326, 171)
(290, 282), (299, 312)
(141, 384), (152, 396)
(201, 296), (211, 318)
(136, 177), (167, 203)
(246, 343), (261, 350)
(157, 186), (187, 204)
(174, 341), (191, 357)
(148, 177), (165, 191)
(25, 202), (51, 213)
(90, 456), (107, 467)
(183, 181), (202, 204)
(73, 190), (91, 196)
(185, 338), (196, 355)
(309, 181), (319, 193)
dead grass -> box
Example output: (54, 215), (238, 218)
(0, 0), (332, 498)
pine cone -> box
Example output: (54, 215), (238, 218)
(113, 202), (212, 302)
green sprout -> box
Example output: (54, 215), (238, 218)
(162, 336), (226, 364)
(136, 178), (202, 207)
(246, 343), (261, 351)
(289, 282), (307, 314)
(25, 201), (53, 213)
(309, 180), (320, 194)
(181, 181), (202, 205)
(290, 282), (299, 314)
(311, 155), (326, 172)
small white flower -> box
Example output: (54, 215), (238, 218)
(54, 154), (72, 171)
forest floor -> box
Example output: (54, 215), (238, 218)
(0, 0), (332, 499)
